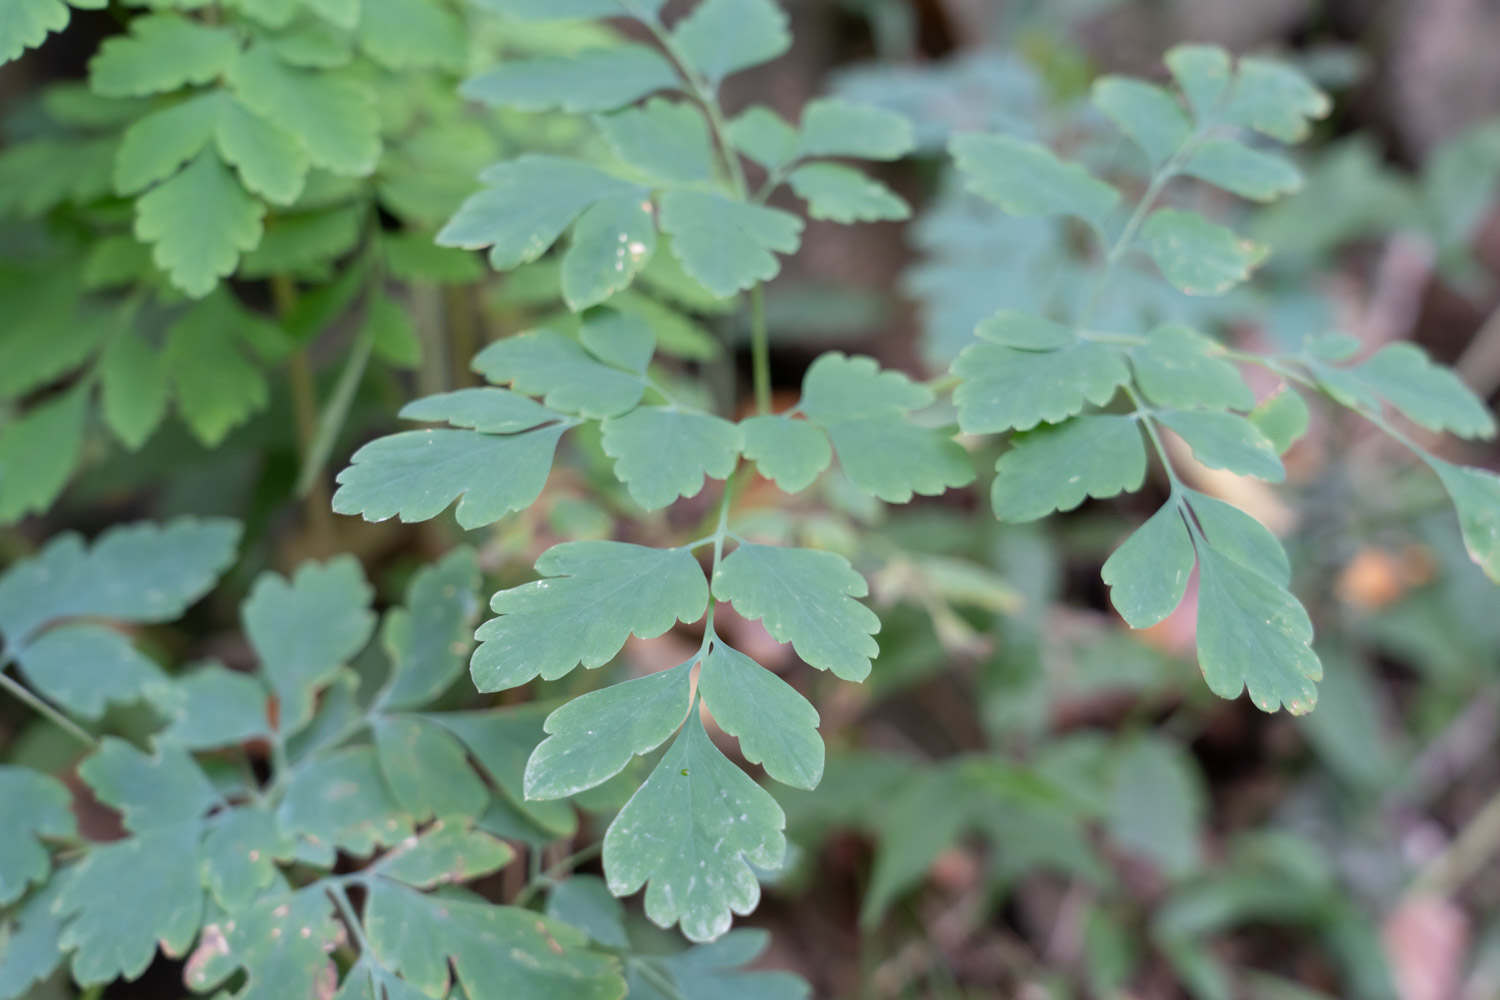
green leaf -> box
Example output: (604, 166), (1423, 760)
(973, 310), (1082, 350)
(823, 415), (973, 503)
(14, 623), (164, 720)
(373, 819), (515, 888)
(1107, 736), (1204, 877)
(78, 738), (216, 832)
(525, 660), (693, 799)
(88, 14), (238, 97)
(990, 415), (1147, 522)
(134, 150), (265, 297)
(728, 105), (797, 171)
(114, 92), (222, 195)
(364, 881), (625, 999)
(1225, 57), (1331, 143)
(239, 204), (363, 277)
(1186, 490), (1289, 585)
(1432, 459), (1500, 583)
(150, 662), (270, 749)
(597, 98), (716, 183)
(399, 388), (558, 433)
(1248, 386), (1310, 453)
(670, 0), (790, 82)
(601, 407), (743, 510)
(0, 385), (87, 523)
(0, 768), (74, 906)
(950, 132), (1119, 233)
(382, 547), (481, 710)
(1165, 44), (1232, 120)
(374, 715), (489, 820)
(562, 192), (657, 311)
(787, 163), (909, 223)
(432, 707), (578, 838)
(198, 807), (293, 911)
(215, 97), (310, 205)
(740, 415), (831, 493)
(277, 746), (414, 859)
(301, 0), (358, 28)
(660, 190), (803, 297)
(799, 351), (929, 418)
(57, 825), (204, 984)
(186, 890), (344, 1000)
(699, 642), (822, 789)
(368, 294), (421, 368)
(382, 232), (483, 284)
(1139, 208), (1267, 296)
(546, 875), (629, 949)
(954, 340), (1128, 433)
(712, 542), (878, 682)
(1158, 410), (1285, 482)
(1195, 547), (1321, 714)
(468, 0), (645, 18)
(0, 878), (69, 1000)
(164, 293), (272, 443)
(1351, 342), (1496, 439)
(0, 516), (239, 643)
(463, 45), (678, 113)
(98, 329), (170, 449)
(579, 308), (656, 373)
(472, 328), (645, 418)
(331, 424), (567, 529)
(1183, 139), (1302, 202)
(639, 929), (810, 1000)
(603, 714), (786, 942)
(228, 45), (380, 176)
(1091, 76), (1190, 168)
(1130, 325), (1255, 411)
(357, 0), (465, 70)
(438, 155), (643, 270)
(1101, 504), (1194, 629)
(471, 541), (708, 690)
(795, 98), (914, 160)
(0, 0), (72, 66)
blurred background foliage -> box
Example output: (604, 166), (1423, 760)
(4, 0), (1500, 997)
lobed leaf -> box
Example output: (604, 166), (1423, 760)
(357, 0), (466, 71)
(215, 97), (310, 205)
(381, 547), (482, 710)
(1351, 342), (1497, 439)
(951, 132), (1119, 234)
(1165, 44), (1232, 121)
(14, 623), (164, 720)
(373, 715), (490, 820)
(398, 388), (557, 434)
(1139, 208), (1267, 296)
(1225, 57), (1331, 143)
(0, 0), (75, 66)
(228, 46), (380, 176)
(1091, 76), (1189, 168)
(88, 14), (237, 97)
(197, 807), (293, 912)
(1248, 386), (1310, 453)
(660, 190), (803, 297)
(728, 105), (797, 171)
(372, 819), (514, 889)
(1195, 548), (1320, 713)
(163, 293), (275, 443)
(671, 0), (790, 82)
(954, 340), (1129, 433)
(1101, 504), (1195, 629)
(787, 163), (910, 223)
(277, 746), (414, 860)
(1432, 460), (1500, 583)
(600, 407), (743, 510)
(98, 329), (170, 449)
(0, 768), (75, 906)
(1129, 325), (1255, 412)
(114, 92), (223, 196)
(597, 98), (716, 183)
(562, 193), (657, 311)
(0, 878), (69, 999)
(1158, 409), (1285, 482)
(990, 415), (1147, 522)
(795, 98), (914, 161)
(1183, 138), (1302, 202)
(740, 415), (831, 493)
(464, 45), (679, 113)
(471, 328), (644, 418)
(133, 150), (264, 298)
(699, 642), (823, 789)
(184, 886), (343, 1000)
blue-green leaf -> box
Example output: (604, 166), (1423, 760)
(670, 0), (790, 82)
(954, 340), (1128, 433)
(0, 768), (74, 906)
(1158, 410), (1285, 482)
(1139, 208), (1267, 296)
(990, 415), (1147, 522)
(1101, 504), (1194, 629)
(660, 190), (802, 297)
(951, 132), (1119, 234)
(601, 407), (743, 510)
(1091, 76), (1189, 168)
(472, 328), (645, 418)
(699, 642), (822, 789)
(463, 45), (679, 113)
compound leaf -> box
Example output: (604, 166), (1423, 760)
(740, 415), (831, 493)
(601, 407), (743, 510)
(953, 340), (1129, 433)
(472, 541), (708, 691)
(374, 715), (489, 821)
(603, 715), (786, 942)
(472, 328), (644, 418)
(1091, 76), (1189, 168)
(1158, 409), (1285, 482)
(133, 150), (264, 298)
(671, 0), (789, 82)
(331, 424), (568, 529)
(381, 547), (482, 710)
(660, 190), (802, 297)
(1183, 138), (1302, 202)
(1101, 504), (1194, 629)
(463, 45), (678, 113)
(699, 642), (822, 789)
(951, 132), (1119, 234)
(1139, 208), (1266, 296)
(0, 768), (74, 906)
(795, 98), (913, 160)
(1352, 342), (1496, 439)
(1130, 325), (1255, 411)
(88, 14), (237, 97)
(787, 163), (909, 223)
(728, 105), (797, 171)
(77, 738), (217, 832)
(277, 747), (414, 859)
(711, 542), (878, 682)
(14, 623), (164, 720)
(990, 415), (1147, 522)
(525, 660), (694, 799)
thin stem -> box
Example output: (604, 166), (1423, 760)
(1122, 383), (1184, 495)
(0, 668), (97, 749)
(272, 275), (336, 550)
(637, 14), (746, 199)
(630, 958), (688, 1000)
(749, 286), (771, 414)
(512, 841), (605, 908)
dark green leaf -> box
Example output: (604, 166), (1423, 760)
(1101, 504), (1194, 629)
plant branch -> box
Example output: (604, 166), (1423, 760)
(0, 664), (97, 749)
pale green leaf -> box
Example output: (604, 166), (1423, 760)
(1101, 504), (1194, 629)
(463, 45), (678, 113)
(798, 351), (930, 419)
(787, 163), (909, 223)
(740, 414), (831, 493)
(277, 746), (414, 858)
(184, 886), (343, 1000)
(1185, 490), (1290, 586)
(1432, 459), (1500, 583)
(603, 715), (786, 942)
(357, 0), (466, 70)
(88, 14), (238, 97)
(579, 308), (655, 373)
(973, 310), (1077, 350)
(1107, 736), (1204, 877)
(114, 92), (222, 195)
(1165, 44), (1231, 120)
(262, 16), (352, 67)
(953, 340), (1129, 432)
(399, 388), (559, 433)
(198, 807), (292, 911)
(1195, 548), (1321, 714)
(1352, 342), (1496, 439)
(1225, 57), (1331, 143)
(728, 105), (797, 171)
(0, 768), (74, 906)
(699, 642), (822, 789)
(216, 97), (310, 205)
(149, 662), (269, 749)
(660, 190), (802, 297)
(990, 415), (1147, 522)
(15, 623), (163, 720)
(332, 425), (565, 529)
(1091, 76), (1189, 168)
(374, 715), (489, 820)
(243, 556), (375, 730)
(562, 192), (657, 311)
(712, 542), (878, 682)
(0, 385), (87, 522)
(1130, 325), (1255, 411)
(1158, 410), (1285, 481)
(951, 132), (1119, 233)
(601, 407), (743, 510)
(228, 45), (380, 176)
(525, 660), (693, 799)
(164, 292), (271, 442)
(671, 0), (789, 82)
(438, 155), (643, 270)
(1184, 139), (1302, 202)
(472, 541), (708, 690)
(0, 0), (71, 66)
(1248, 386), (1310, 454)
(471, 328), (645, 418)
(824, 415), (973, 502)
(0, 878), (68, 1000)
(372, 819), (514, 888)
(381, 547), (481, 709)
(642, 929), (810, 1000)
(795, 98), (913, 161)
(597, 97), (715, 183)
(78, 738), (216, 832)
(1139, 208), (1267, 296)
(134, 150), (265, 297)
(98, 328), (169, 449)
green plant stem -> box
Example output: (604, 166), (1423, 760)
(272, 275), (336, 550)
(328, 882), (373, 955)
(749, 286), (771, 414)
(1122, 383), (1183, 494)
(512, 841), (605, 908)
(445, 285), (479, 388)
(0, 666), (97, 749)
